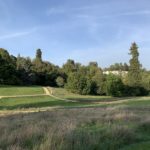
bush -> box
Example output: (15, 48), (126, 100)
(106, 74), (125, 97)
(65, 72), (94, 95)
(124, 86), (149, 96)
(56, 76), (65, 87)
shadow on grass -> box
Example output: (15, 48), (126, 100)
(0, 100), (89, 110)
(68, 97), (137, 102)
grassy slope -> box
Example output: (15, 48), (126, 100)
(52, 87), (113, 101)
(0, 87), (150, 110)
(0, 96), (89, 110)
(0, 87), (150, 149)
(1, 95), (150, 110)
(0, 105), (149, 150)
(0, 86), (44, 96)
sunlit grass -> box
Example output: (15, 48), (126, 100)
(52, 87), (113, 101)
(0, 86), (44, 96)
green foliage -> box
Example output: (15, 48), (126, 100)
(141, 70), (150, 91)
(0, 45), (149, 97)
(56, 76), (65, 87)
(88, 63), (106, 95)
(106, 74), (125, 97)
(128, 43), (142, 87)
(17, 55), (32, 72)
(105, 63), (129, 71)
(124, 86), (149, 96)
(125, 43), (149, 96)
(66, 72), (90, 95)
(0, 48), (19, 85)
(36, 49), (42, 62)
(62, 59), (78, 75)
(0, 48), (11, 61)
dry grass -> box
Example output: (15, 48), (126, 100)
(0, 106), (150, 150)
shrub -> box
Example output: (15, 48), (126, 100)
(65, 72), (94, 95)
(56, 76), (65, 87)
(106, 74), (125, 97)
(124, 86), (149, 96)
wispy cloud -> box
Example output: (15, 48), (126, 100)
(46, 5), (100, 16)
(76, 10), (150, 19)
(0, 27), (38, 40)
(46, 7), (66, 15)
(100, 10), (150, 18)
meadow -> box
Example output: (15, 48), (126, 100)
(52, 87), (113, 101)
(0, 86), (44, 96)
(0, 86), (150, 150)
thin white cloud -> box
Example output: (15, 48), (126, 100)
(0, 27), (38, 40)
(75, 10), (150, 19)
(46, 5), (100, 16)
(46, 7), (66, 15)
(100, 10), (150, 18)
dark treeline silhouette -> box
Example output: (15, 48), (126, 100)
(0, 43), (150, 96)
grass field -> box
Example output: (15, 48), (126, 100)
(0, 96), (90, 110)
(52, 87), (113, 101)
(0, 87), (150, 150)
(0, 87), (150, 110)
(0, 105), (150, 150)
(0, 86), (44, 96)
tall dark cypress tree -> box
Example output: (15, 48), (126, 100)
(36, 49), (42, 62)
(128, 42), (141, 86)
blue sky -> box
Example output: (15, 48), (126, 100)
(0, 0), (150, 69)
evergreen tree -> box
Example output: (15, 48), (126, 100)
(32, 49), (43, 72)
(36, 49), (42, 62)
(128, 43), (141, 86)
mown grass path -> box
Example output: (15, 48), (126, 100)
(47, 87), (76, 102)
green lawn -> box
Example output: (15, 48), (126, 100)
(111, 97), (150, 108)
(52, 87), (113, 101)
(1, 95), (150, 110)
(0, 96), (90, 110)
(0, 86), (44, 96)
(0, 86), (150, 110)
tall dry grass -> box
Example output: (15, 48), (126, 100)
(0, 106), (149, 150)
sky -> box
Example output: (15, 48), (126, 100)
(0, 0), (150, 69)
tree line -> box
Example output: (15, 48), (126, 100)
(0, 42), (150, 96)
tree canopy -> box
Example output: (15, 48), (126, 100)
(0, 43), (149, 96)
(128, 42), (142, 87)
